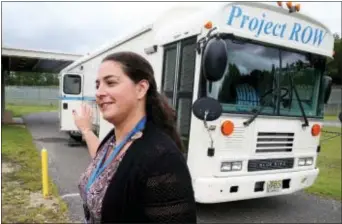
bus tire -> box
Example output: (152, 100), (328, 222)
(68, 131), (83, 142)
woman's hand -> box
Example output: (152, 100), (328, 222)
(72, 103), (93, 135)
(73, 103), (100, 158)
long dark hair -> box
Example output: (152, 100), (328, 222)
(102, 51), (184, 152)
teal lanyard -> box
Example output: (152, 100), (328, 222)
(86, 117), (146, 193)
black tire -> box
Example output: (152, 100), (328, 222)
(68, 131), (83, 142)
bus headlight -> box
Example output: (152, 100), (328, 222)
(298, 158), (306, 166)
(221, 161), (242, 172)
(298, 157), (313, 166)
(305, 158), (313, 165)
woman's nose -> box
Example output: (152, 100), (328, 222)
(95, 86), (106, 98)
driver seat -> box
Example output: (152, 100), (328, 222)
(235, 83), (260, 106)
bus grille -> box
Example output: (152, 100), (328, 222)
(256, 132), (294, 153)
(223, 127), (246, 149)
(248, 158), (294, 172)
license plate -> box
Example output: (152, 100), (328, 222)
(267, 180), (282, 193)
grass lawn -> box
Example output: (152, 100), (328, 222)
(1, 124), (71, 223)
(5, 103), (58, 117)
(306, 126), (342, 200)
(324, 115), (340, 121)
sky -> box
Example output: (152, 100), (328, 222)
(2, 1), (341, 55)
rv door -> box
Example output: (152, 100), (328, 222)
(60, 73), (84, 131)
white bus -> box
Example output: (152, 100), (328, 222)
(59, 2), (335, 203)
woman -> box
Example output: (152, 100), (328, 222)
(72, 51), (197, 223)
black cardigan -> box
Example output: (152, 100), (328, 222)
(95, 120), (197, 223)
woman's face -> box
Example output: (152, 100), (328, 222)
(95, 60), (149, 123)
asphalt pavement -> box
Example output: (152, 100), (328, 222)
(23, 112), (90, 222)
(23, 112), (341, 223)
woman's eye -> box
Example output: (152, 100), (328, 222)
(107, 81), (117, 86)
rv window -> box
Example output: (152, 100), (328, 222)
(63, 74), (81, 95)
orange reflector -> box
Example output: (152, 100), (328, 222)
(277, 1), (282, 7)
(311, 124), (321, 136)
(221, 120), (234, 136)
(204, 21), (213, 29)
(295, 3), (300, 11)
(286, 1), (292, 9)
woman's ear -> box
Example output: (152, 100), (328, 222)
(136, 79), (150, 100)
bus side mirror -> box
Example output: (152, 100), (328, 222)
(202, 38), (228, 82)
(192, 97), (222, 121)
(339, 112), (342, 123)
(322, 75), (332, 104)
(192, 97), (222, 157)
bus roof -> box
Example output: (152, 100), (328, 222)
(60, 24), (153, 73)
(62, 2), (335, 73)
(61, 5), (203, 73)
(155, 2), (334, 58)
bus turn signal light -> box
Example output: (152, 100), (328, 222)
(311, 124), (321, 136)
(221, 120), (234, 136)
(204, 21), (213, 29)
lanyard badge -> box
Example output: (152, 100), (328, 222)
(86, 117), (146, 193)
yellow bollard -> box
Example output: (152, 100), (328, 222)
(41, 148), (49, 198)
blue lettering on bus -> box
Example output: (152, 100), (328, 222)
(226, 5), (327, 47)
(289, 22), (301, 42)
(302, 26), (313, 44)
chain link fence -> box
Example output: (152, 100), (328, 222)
(324, 86), (342, 116)
(4, 85), (341, 116)
(5, 85), (59, 106)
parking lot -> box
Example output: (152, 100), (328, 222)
(24, 112), (341, 223)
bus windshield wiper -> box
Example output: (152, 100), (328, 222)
(243, 103), (267, 126)
(243, 68), (278, 127)
(243, 72), (309, 127)
(243, 88), (275, 127)
(288, 72), (309, 127)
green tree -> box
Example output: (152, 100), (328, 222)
(5, 71), (59, 86)
(327, 33), (342, 84)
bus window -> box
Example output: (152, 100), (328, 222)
(204, 37), (326, 118)
(208, 38), (280, 115)
(279, 52), (323, 117)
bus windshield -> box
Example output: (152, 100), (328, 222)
(204, 38), (326, 118)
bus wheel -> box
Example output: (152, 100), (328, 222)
(68, 131), (83, 142)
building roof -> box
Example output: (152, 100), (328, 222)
(1, 47), (82, 73)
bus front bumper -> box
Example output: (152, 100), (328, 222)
(193, 168), (319, 204)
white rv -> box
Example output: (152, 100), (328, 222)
(59, 2), (335, 203)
